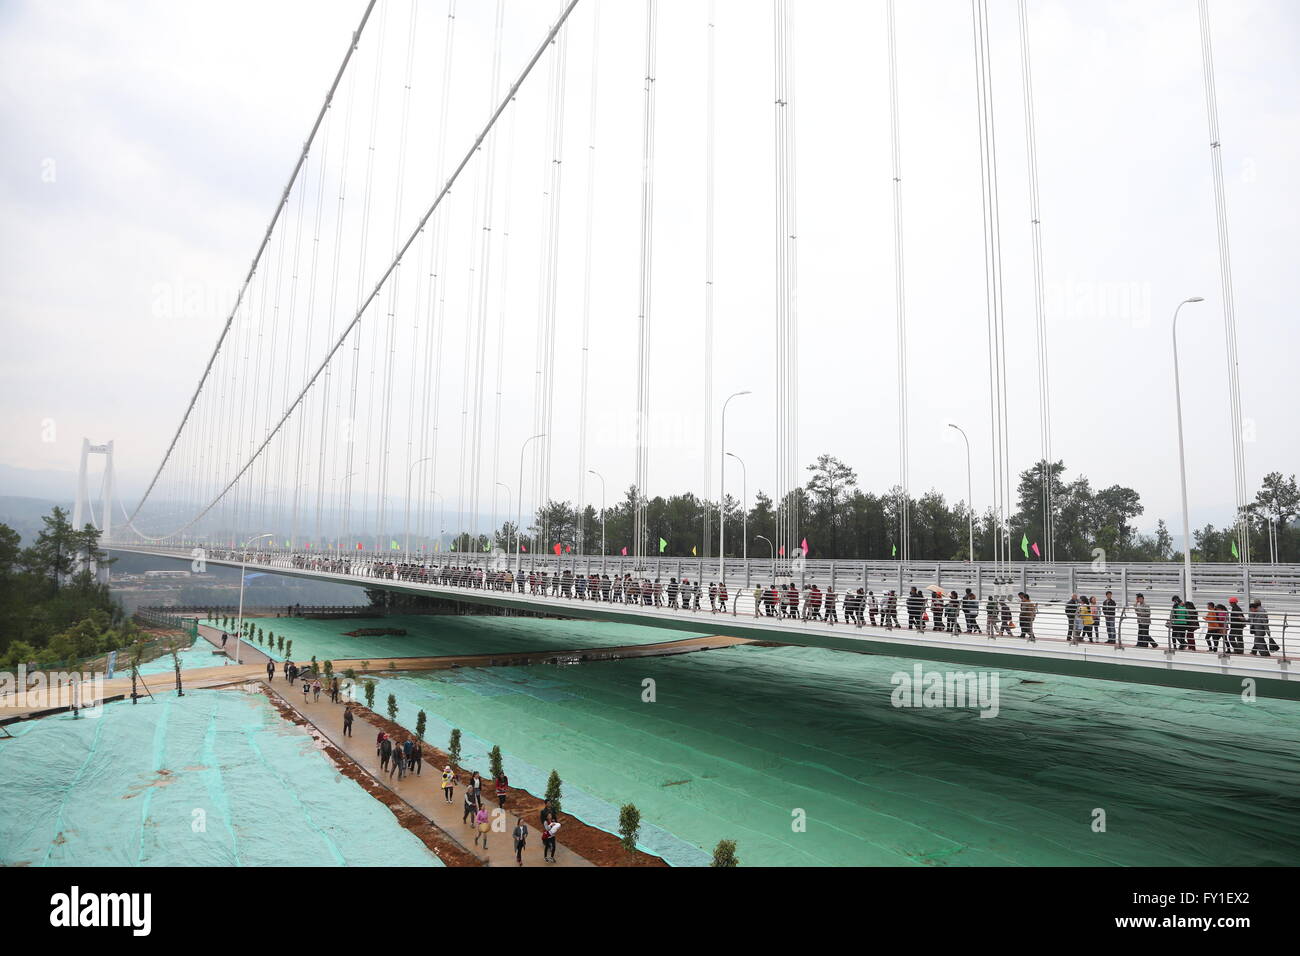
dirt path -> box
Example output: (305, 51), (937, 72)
(266, 677), (592, 867)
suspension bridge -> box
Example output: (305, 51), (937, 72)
(72, 0), (1291, 697)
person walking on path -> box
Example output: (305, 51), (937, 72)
(512, 817), (529, 866)
(463, 787), (478, 826)
(330, 677), (340, 703)
(312, 678), (322, 703)
(495, 771), (509, 809)
(409, 740), (422, 775)
(471, 771), (483, 808)
(221, 632), (229, 649)
(1134, 593), (1154, 647)
(473, 805), (491, 849)
(266, 661), (275, 682)
(442, 765), (455, 803)
(343, 705), (354, 737)
(542, 818), (561, 863)
(301, 677), (311, 704)
(379, 734), (393, 772)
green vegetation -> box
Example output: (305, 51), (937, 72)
(448, 728), (462, 767)
(618, 803), (641, 853)
(386, 693), (398, 721)
(488, 744), (503, 781)
(415, 710), (427, 741)
(545, 770), (563, 814)
(0, 507), (145, 669)
(711, 839), (739, 867)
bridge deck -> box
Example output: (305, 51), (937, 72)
(112, 546), (1300, 700)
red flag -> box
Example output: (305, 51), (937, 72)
(553, 542), (562, 555)
(800, 537), (809, 556)
(621, 546), (628, 556)
(779, 544), (786, 557)
(522, 543), (528, 553)
(1031, 541), (1041, 558)
(564, 544), (571, 554)
(356, 542), (362, 550)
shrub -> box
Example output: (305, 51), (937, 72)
(545, 770), (563, 814)
(386, 693), (398, 720)
(711, 840), (739, 867)
(449, 729), (462, 767)
(363, 680), (376, 709)
(416, 710), (427, 741)
(488, 745), (503, 781)
(618, 804), (641, 853)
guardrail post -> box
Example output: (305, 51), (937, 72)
(1121, 567), (1129, 607)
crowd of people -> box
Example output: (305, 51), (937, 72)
(226, 549), (1290, 655)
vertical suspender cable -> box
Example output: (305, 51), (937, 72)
(634, 0), (659, 561)
(576, 1), (602, 556)
(887, 0), (910, 564)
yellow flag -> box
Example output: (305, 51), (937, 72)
(691, 545), (697, 556)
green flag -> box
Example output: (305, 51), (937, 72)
(891, 543), (897, 557)
(391, 540), (399, 550)
(1021, 533), (1029, 558)
(659, 537), (668, 553)
(1231, 539), (1239, 559)
(483, 541), (491, 552)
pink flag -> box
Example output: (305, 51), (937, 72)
(779, 545), (786, 557)
(1031, 541), (1041, 558)
(621, 546), (628, 556)
(801, 537), (809, 555)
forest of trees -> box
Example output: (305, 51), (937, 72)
(0, 507), (141, 668)
(448, 458), (1298, 566)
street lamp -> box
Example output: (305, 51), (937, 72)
(726, 451), (747, 562)
(718, 390), (751, 583)
(947, 424), (974, 562)
(588, 469), (607, 567)
(1172, 296), (1205, 595)
(515, 434), (546, 576)
(235, 532), (273, 666)
(495, 482), (511, 556)
(755, 534), (775, 582)
(404, 457), (433, 557)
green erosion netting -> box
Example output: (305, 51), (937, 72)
(369, 644), (1300, 867)
(135, 632), (228, 675)
(200, 613), (707, 664)
(0, 690), (441, 867)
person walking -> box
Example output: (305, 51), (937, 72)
(474, 805), (491, 849)
(495, 771), (509, 809)
(1018, 592), (1037, 642)
(512, 817), (529, 866)
(1102, 591), (1117, 644)
(1227, 597), (1247, 655)
(379, 734), (393, 772)
(343, 705), (354, 738)
(542, 817), (561, 863)
(463, 786), (478, 826)
(1249, 600), (1276, 656)
(409, 740), (422, 775)
(471, 771), (483, 808)
(312, 678), (322, 703)
(442, 765), (456, 803)
(266, 661), (275, 682)
(1134, 593), (1154, 648)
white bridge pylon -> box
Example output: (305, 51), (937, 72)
(73, 438), (115, 576)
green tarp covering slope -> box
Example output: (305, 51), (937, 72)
(0, 690), (441, 867)
(370, 643), (1300, 867)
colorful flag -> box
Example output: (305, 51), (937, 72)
(356, 542), (363, 550)
(553, 542), (562, 555)
(659, 537), (667, 553)
(521, 543), (527, 553)
(391, 540), (399, 551)
(564, 544), (571, 554)
(691, 545), (697, 556)
(1031, 541), (1041, 558)
(779, 544), (786, 557)
(484, 542), (491, 552)
(891, 543), (897, 557)
(801, 537), (809, 556)
(1020, 533), (1029, 558)
(1231, 539), (1240, 559)
(621, 546), (628, 556)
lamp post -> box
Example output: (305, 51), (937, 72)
(947, 424), (974, 562)
(588, 469), (607, 568)
(718, 390), (751, 584)
(404, 457), (433, 558)
(726, 452), (747, 562)
(755, 533), (775, 582)
(1172, 296), (1205, 595)
(235, 532), (273, 666)
(515, 434), (546, 576)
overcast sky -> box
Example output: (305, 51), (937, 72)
(1, 0), (1297, 539)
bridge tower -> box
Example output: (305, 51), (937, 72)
(73, 439), (115, 576)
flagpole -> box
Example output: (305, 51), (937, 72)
(948, 423), (974, 562)
(719, 390), (751, 585)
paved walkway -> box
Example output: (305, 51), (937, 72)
(266, 678), (591, 867)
